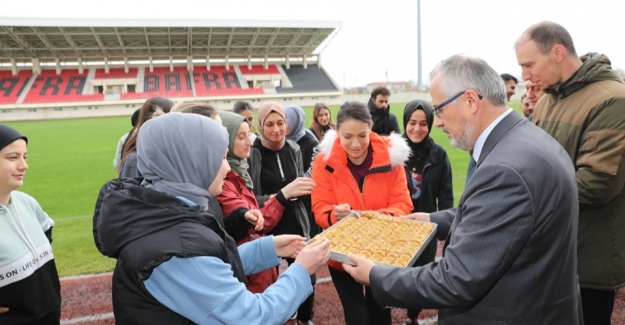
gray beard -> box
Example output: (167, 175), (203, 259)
(450, 120), (476, 151)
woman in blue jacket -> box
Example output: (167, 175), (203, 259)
(93, 113), (330, 325)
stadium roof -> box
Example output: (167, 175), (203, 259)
(0, 18), (341, 63)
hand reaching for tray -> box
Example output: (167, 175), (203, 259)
(403, 212), (430, 222)
(273, 235), (306, 258)
(295, 237), (331, 275)
(334, 203), (351, 220)
(343, 254), (376, 286)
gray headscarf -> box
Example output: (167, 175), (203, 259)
(285, 104), (315, 142)
(137, 112), (228, 208)
(218, 111), (254, 189)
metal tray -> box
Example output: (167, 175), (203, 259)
(309, 211), (438, 267)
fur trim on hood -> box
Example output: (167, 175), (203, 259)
(318, 129), (411, 167)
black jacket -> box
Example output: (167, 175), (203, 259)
(401, 100), (453, 213)
(248, 139), (311, 239)
(93, 178), (245, 325)
(404, 142), (454, 213)
(296, 132), (320, 236)
(402, 99), (454, 267)
(368, 99), (401, 136)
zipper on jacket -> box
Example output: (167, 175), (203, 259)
(276, 153), (286, 182)
(359, 165), (392, 200)
(422, 161), (432, 175)
(361, 181), (366, 202)
(541, 95), (560, 128)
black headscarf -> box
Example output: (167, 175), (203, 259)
(402, 100), (434, 173)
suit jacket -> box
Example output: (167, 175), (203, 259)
(369, 112), (582, 324)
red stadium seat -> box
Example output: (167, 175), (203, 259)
(0, 70), (32, 104)
(23, 69), (105, 104)
(121, 67), (193, 100)
(94, 68), (138, 79)
(239, 64), (280, 75)
(192, 66), (265, 96)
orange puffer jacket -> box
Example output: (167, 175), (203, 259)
(311, 129), (413, 271)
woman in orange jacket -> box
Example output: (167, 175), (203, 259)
(311, 101), (412, 325)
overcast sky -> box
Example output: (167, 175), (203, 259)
(3, 0), (624, 86)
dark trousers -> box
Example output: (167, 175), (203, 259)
(285, 258), (315, 322)
(580, 287), (615, 325)
(329, 267), (391, 325)
(406, 239), (437, 321)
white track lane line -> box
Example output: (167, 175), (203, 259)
(61, 272), (112, 281)
(61, 312), (114, 324)
(418, 316), (439, 324)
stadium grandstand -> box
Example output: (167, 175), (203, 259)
(0, 18), (342, 121)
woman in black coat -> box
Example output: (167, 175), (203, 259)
(401, 99), (453, 325)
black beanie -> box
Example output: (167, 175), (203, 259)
(0, 124), (27, 151)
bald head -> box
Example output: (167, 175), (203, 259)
(515, 21), (577, 57)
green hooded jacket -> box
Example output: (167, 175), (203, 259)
(534, 52), (625, 290)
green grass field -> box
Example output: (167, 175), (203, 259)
(5, 100), (520, 276)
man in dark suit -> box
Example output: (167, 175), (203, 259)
(343, 54), (582, 324)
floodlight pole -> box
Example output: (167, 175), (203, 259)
(417, 0), (423, 91)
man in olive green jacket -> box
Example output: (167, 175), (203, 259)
(516, 21), (625, 325)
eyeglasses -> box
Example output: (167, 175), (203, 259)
(432, 90), (483, 118)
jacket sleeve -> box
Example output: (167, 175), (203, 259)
(294, 144), (305, 177)
(437, 150), (454, 211)
(310, 154), (339, 229)
(576, 98), (625, 210)
(370, 163), (534, 310)
(217, 180), (250, 217)
(143, 238), (312, 325)
(430, 208), (456, 240)
(24, 193), (55, 243)
(378, 165), (413, 216)
(258, 194), (287, 233)
(217, 180), (253, 240)
(223, 208), (250, 241)
(304, 146), (320, 178)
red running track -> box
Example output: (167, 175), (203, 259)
(60, 267), (625, 325)
(60, 241), (625, 325)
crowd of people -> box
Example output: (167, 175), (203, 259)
(1, 20), (625, 325)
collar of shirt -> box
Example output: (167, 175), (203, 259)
(472, 108), (514, 162)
